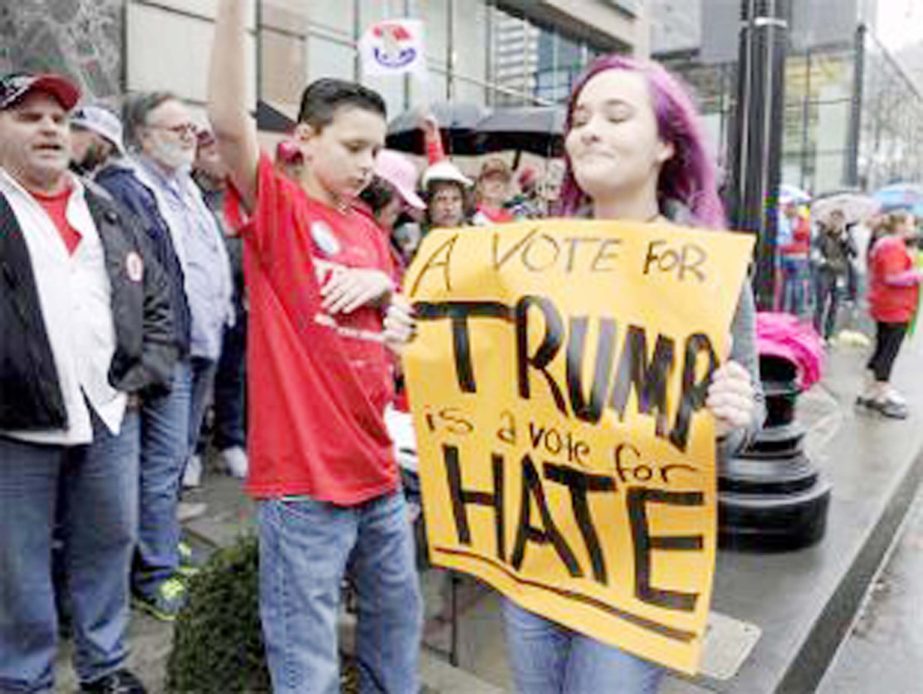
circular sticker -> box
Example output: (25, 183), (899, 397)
(125, 251), (144, 283)
(311, 221), (341, 257)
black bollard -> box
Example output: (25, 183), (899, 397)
(718, 354), (832, 551)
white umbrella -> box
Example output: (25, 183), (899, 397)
(811, 191), (879, 225)
(779, 184), (811, 205)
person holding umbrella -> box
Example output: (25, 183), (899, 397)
(812, 208), (856, 343)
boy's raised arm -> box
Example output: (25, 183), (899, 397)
(208, 0), (259, 211)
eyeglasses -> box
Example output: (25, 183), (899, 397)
(149, 122), (198, 137)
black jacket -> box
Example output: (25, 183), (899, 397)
(0, 181), (177, 432)
(96, 162), (192, 356)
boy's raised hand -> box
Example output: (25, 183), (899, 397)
(320, 267), (393, 315)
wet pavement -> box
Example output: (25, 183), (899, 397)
(818, 484), (923, 694)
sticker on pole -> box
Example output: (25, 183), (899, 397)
(359, 19), (426, 77)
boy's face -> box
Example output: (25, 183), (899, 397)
(299, 106), (385, 201)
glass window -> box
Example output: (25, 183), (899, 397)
(451, 0), (489, 106)
(307, 36), (355, 83)
(260, 29), (306, 112)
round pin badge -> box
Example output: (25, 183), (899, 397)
(126, 252), (144, 283)
(311, 221), (341, 257)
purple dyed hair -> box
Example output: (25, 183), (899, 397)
(557, 54), (726, 229)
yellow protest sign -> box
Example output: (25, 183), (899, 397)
(402, 219), (754, 674)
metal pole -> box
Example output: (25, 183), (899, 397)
(845, 23), (866, 188)
(727, 0), (791, 311)
(353, 0), (361, 81)
(447, 0), (455, 101)
(403, 0), (411, 110)
(255, 0), (263, 105)
(799, 48), (811, 191)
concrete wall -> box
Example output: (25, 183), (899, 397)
(0, 0), (124, 99)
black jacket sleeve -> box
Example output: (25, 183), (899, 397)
(133, 212), (178, 396)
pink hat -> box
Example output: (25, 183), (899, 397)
(375, 149), (425, 210)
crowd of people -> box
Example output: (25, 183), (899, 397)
(773, 199), (921, 419)
(0, 0), (916, 692)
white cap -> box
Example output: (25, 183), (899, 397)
(421, 160), (473, 189)
(71, 104), (124, 154)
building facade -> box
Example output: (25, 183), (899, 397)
(3, 1), (648, 124)
(650, 0), (923, 194)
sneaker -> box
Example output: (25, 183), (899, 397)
(182, 454), (203, 489)
(176, 500), (207, 523)
(177, 540), (205, 578)
(218, 446), (248, 478)
(872, 397), (909, 420)
(133, 577), (188, 622)
(885, 387), (908, 406)
(81, 668), (147, 693)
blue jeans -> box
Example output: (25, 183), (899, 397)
(185, 355), (217, 465)
(134, 360), (191, 595)
(503, 600), (664, 694)
(258, 491), (423, 694)
(212, 317), (247, 451)
(0, 410), (139, 692)
(813, 268), (842, 340)
(779, 255), (809, 316)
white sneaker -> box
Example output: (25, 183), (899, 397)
(182, 454), (203, 489)
(176, 501), (207, 522)
(219, 446), (248, 479)
(885, 387), (907, 406)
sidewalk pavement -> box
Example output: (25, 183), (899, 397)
(56, 331), (923, 692)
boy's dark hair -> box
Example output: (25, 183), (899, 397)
(297, 79), (387, 131)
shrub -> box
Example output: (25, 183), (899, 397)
(165, 535), (359, 693)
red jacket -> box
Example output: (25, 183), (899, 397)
(868, 236), (922, 323)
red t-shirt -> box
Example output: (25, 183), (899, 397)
(476, 204), (515, 224)
(868, 236), (920, 323)
(31, 184), (81, 254)
(232, 154), (397, 503)
(780, 217), (810, 257)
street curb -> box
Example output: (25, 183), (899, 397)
(777, 444), (923, 693)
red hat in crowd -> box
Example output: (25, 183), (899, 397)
(275, 139), (304, 164)
(518, 166), (538, 190)
(0, 72), (81, 111)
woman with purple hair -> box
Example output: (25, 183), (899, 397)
(502, 54), (764, 693)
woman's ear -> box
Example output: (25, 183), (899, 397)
(656, 139), (675, 165)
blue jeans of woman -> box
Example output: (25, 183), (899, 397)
(503, 600), (664, 694)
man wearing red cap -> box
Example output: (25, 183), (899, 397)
(0, 72), (175, 693)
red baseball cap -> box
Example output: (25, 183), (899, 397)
(0, 72), (81, 111)
(275, 139), (304, 164)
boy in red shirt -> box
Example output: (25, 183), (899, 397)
(209, 3), (420, 691)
